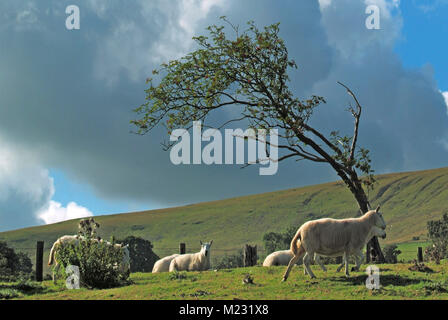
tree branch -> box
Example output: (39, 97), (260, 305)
(337, 81), (362, 163)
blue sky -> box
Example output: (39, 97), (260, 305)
(0, 0), (447, 232)
(49, 169), (153, 215)
(394, 0), (448, 90)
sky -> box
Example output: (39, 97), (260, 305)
(0, 0), (447, 232)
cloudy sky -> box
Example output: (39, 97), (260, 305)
(0, 0), (447, 232)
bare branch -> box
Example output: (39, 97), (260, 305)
(337, 81), (362, 163)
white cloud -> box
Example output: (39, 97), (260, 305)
(318, 0), (332, 10)
(319, 0), (402, 61)
(90, 0), (226, 84)
(37, 200), (93, 225)
(0, 138), (93, 231)
(442, 91), (448, 113)
(0, 139), (53, 230)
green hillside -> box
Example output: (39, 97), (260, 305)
(1, 166), (447, 274)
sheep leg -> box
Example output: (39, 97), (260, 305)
(282, 254), (301, 281)
(336, 257), (344, 272)
(315, 254), (327, 272)
(344, 252), (350, 277)
(282, 246), (305, 281)
(52, 264), (60, 283)
(303, 252), (316, 279)
(353, 250), (363, 272)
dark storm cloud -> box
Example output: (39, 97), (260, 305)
(0, 0), (447, 215)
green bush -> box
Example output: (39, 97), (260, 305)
(263, 225), (298, 254)
(426, 213), (448, 263)
(53, 217), (130, 289)
(0, 241), (33, 281)
(0, 288), (20, 299)
(383, 244), (402, 264)
(213, 250), (244, 269)
(116, 236), (159, 273)
(55, 240), (129, 289)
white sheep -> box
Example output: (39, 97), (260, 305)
(152, 254), (180, 273)
(263, 250), (298, 266)
(169, 240), (213, 272)
(283, 206), (386, 280)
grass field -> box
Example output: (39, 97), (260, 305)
(1, 166), (447, 275)
(3, 260), (448, 300)
(396, 241), (431, 262)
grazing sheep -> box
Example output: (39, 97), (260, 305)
(152, 254), (180, 273)
(48, 235), (130, 281)
(282, 206), (386, 280)
(169, 240), (213, 272)
(312, 226), (387, 274)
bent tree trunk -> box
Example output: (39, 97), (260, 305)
(354, 188), (385, 263)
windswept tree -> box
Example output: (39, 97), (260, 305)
(132, 18), (384, 261)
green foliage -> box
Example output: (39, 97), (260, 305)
(55, 241), (128, 289)
(423, 281), (448, 295)
(53, 217), (130, 289)
(116, 236), (159, 273)
(0, 241), (33, 281)
(424, 245), (444, 264)
(132, 17), (375, 202)
(169, 271), (188, 281)
(0, 279), (42, 300)
(132, 18), (309, 136)
(0, 288), (19, 299)
(426, 213), (448, 263)
(383, 244), (402, 264)
(330, 131), (375, 189)
(263, 225), (298, 254)
(212, 250), (244, 269)
(78, 217), (100, 239)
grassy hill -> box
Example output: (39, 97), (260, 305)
(1, 166), (447, 274)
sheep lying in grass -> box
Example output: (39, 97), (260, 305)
(262, 250), (328, 272)
(169, 240), (213, 272)
(152, 254), (180, 273)
(263, 250), (298, 266)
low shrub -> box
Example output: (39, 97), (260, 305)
(383, 244), (402, 264)
(55, 240), (129, 289)
(0, 241), (33, 281)
(116, 236), (159, 273)
(169, 271), (188, 280)
(0, 288), (20, 300)
(213, 250), (244, 269)
(51, 217), (130, 289)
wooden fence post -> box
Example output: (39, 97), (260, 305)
(35, 241), (44, 282)
(179, 243), (186, 254)
(366, 243), (371, 263)
(418, 247), (423, 263)
(243, 244), (257, 267)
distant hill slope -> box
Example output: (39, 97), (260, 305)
(1, 166), (447, 273)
